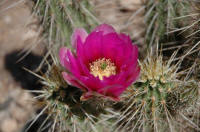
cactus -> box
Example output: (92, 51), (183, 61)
(144, 0), (176, 46)
(33, 0), (99, 68)
(25, 59), (117, 132)
(27, 0), (200, 131)
(26, 0), (118, 132)
(176, 3), (200, 127)
(113, 48), (200, 132)
(114, 1), (200, 131)
(113, 50), (179, 131)
(144, 0), (193, 47)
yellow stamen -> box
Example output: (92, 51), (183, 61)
(89, 58), (116, 80)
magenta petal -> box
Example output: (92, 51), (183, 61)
(75, 37), (91, 76)
(93, 24), (115, 35)
(59, 47), (68, 67)
(71, 28), (88, 49)
(80, 91), (93, 101)
(62, 72), (86, 91)
(66, 49), (88, 77)
(97, 85), (125, 99)
(67, 50), (79, 74)
(119, 33), (132, 44)
(59, 47), (70, 68)
(79, 75), (103, 91)
(119, 44), (138, 71)
(126, 66), (140, 85)
(102, 33), (125, 63)
(129, 45), (139, 64)
(84, 32), (103, 61)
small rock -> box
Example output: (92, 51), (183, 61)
(119, 0), (142, 10)
(3, 16), (12, 24)
(10, 103), (28, 122)
(0, 118), (18, 132)
(17, 91), (34, 109)
(0, 111), (9, 123)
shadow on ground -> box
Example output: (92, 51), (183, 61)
(4, 50), (44, 92)
(4, 50), (51, 132)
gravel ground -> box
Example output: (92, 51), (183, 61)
(0, 0), (43, 132)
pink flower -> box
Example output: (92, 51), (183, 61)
(59, 24), (140, 101)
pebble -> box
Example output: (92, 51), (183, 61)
(0, 118), (18, 132)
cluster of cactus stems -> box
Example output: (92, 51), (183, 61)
(27, 64), (115, 132)
(28, 0), (116, 131)
(33, 0), (99, 69)
(114, 49), (199, 132)
(144, 0), (179, 47)
(26, 0), (200, 132)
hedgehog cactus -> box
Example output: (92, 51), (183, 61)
(144, 0), (191, 47)
(28, 1), (115, 131)
(33, 0), (98, 53)
(28, 0), (200, 131)
(114, 51), (182, 132)
(32, 65), (112, 132)
(26, 23), (140, 131)
(24, 62), (118, 132)
(144, 0), (176, 46)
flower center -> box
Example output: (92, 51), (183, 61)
(89, 58), (116, 80)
